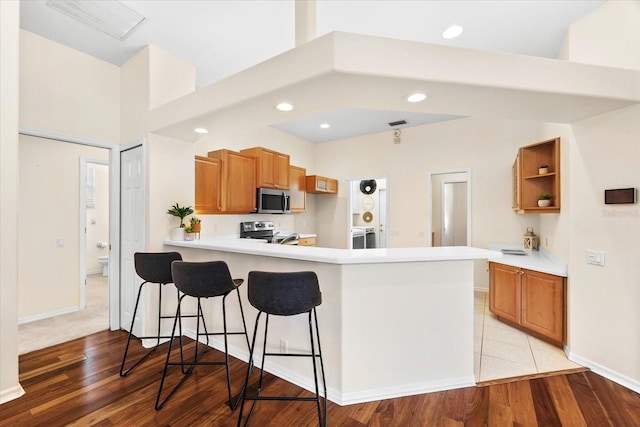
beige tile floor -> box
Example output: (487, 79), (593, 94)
(19, 274), (109, 355)
(474, 291), (582, 382)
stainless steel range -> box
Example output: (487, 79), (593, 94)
(240, 221), (299, 244)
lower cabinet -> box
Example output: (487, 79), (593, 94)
(489, 262), (566, 346)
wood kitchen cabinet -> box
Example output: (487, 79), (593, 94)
(195, 155), (221, 214)
(306, 175), (338, 194)
(289, 165), (306, 212)
(513, 137), (560, 213)
(204, 149), (256, 213)
(240, 147), (290, 190)
(489, 262), (566, 345)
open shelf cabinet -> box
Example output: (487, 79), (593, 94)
(513, 137), (560, 214)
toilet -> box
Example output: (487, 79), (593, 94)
(97, 255), (109, 276)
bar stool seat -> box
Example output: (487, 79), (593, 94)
(120, 252), (196, 377)
(237, 271), (327, 427)
(156, 260), (250, 410)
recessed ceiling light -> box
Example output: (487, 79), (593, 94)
(194, 128), (209, 134)
(407, 93), (427, 103)
(276, 103), (294, 112)
(442, 25), (464, 40)
(320, 123), (330, 129)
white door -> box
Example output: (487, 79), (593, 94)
(120, 145), (145, 335)
(441, 181), (468, 246)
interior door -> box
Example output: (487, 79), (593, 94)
(441, 181), (468, 246)
(120, 145), (145, 335)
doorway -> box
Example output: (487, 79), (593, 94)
(348, 177), (388, 249)
(427, 169), (471, 247)
(17, 129), (120, 354)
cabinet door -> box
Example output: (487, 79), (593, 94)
(224, 151), (256, 213)
(195, 156), (221, 214)
(489, 262), (521, 324)
(289, 165), (306, 212)
(257, 149), (276, 188)
(521, 269), (565, 344)
(274, 152), (290, 189)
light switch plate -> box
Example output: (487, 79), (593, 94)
(586, 250), (605, 266)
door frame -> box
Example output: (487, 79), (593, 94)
(19, 127), (121, 330)
(427, 168), (472, 247)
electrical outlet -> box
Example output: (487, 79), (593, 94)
(56, 239), (64, 248)
(280, 339), (288, 353)
(586, 250), (605, 266)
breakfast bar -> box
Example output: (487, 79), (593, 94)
(164, 237), (500, 405)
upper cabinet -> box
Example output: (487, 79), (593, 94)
(289, 165), (306, 212)
(306, 175), (338, 194)
(240, 147), (290, 190)
(201, 149), (256, 214)
(513, 137), (560, 214)
(195, 155), (222, 214)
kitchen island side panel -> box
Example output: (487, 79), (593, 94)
(339, 261), (475, 404)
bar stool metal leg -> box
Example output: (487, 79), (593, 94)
(236, 270), (327, 427)
(155, 261), (250, 411)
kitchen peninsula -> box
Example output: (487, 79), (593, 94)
(165, 236), (500, 405)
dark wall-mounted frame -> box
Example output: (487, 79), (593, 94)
(604, 188), (636, 204)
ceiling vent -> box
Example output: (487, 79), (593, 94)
(388, 120), (407, 127)
(45, 0), (146, 41)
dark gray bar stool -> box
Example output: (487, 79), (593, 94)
(156, 260), (250, 410)
(120, 251), (193, 377)
(237, 271), (327, 427)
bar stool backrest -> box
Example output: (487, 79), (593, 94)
(248, 271), (322, 316)
(134, 252), (182, 284)
(171, 260), (237, 298)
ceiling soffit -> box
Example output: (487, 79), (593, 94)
(150, 32), (640, 143)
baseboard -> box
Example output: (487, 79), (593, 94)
(566, 348), (640, 394)
(0, 383), (25, 404)
(18, 306), (79, 324)
(474, 287), (488, 293)
(87, 269), (102, 275)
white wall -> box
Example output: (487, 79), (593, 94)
(0, 0), (23, 404)
(314, 117), (572, 269)
(17, 30), (117, 321)
(19, 30), (120, 142)
(18, 136), (109, 320)
(560, 0), (640, 391)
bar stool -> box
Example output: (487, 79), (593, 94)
(237, 271), (327, 427)
(120, 252), (194, 377)
(156, 260), (250, 410)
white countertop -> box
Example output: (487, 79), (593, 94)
(488, 243), (567, 277)
(164, 236), (501, 265)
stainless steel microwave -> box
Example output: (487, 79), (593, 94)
(256, 188), (290, 214)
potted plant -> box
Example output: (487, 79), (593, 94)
(190, 216), (202, 234)
(538, 193), (553, 207)
(167, 203), (194, 240)
(538, 164), (549, 175)
(183, 226), (196, 241)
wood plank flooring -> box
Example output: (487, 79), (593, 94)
(2, 330), (639, 426)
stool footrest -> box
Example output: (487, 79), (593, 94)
(243, 395), (318, 402)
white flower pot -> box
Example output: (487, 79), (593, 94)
(171, 227), (185, 240)
(184, 232), (195, 241)
(538, 199), (552, 207)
